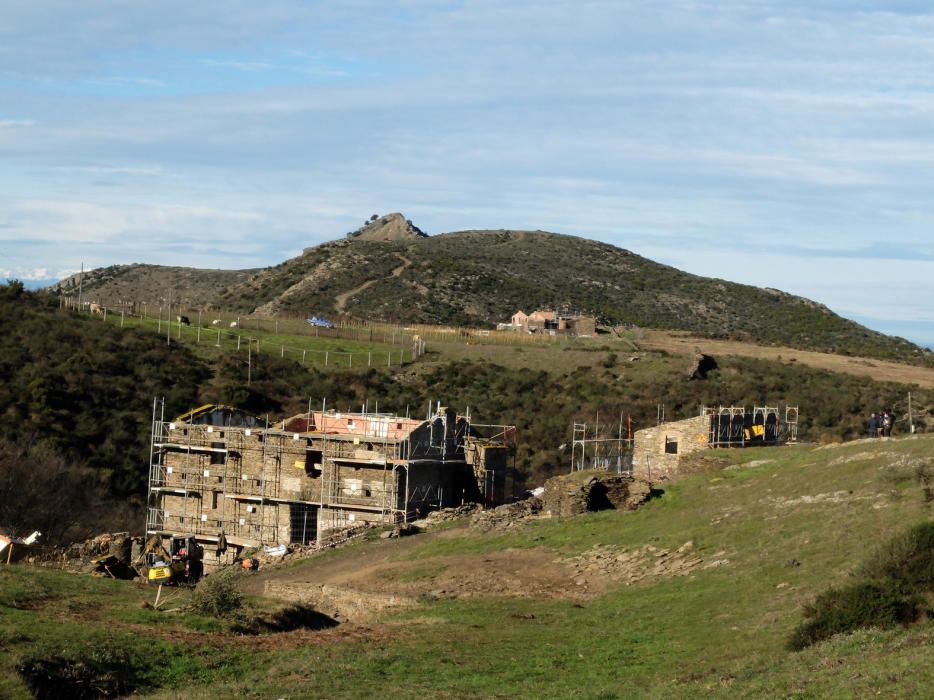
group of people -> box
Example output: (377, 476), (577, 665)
(867, 411), (895, 438)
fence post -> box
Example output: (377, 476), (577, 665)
(349, 354), (352, 369)
(237, 336), (241, 351)
(216, 329), (221, 347)
(281, 345), (284, 358)
(302, 350), (306, 365)
(368, 352), (371, 367)
(325, 351), (328, 367)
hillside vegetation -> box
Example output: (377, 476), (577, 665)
(51, 263), (256, 307)
(52, 218), (932, 364)
(2, 434), (932, 698)
(220, 230), (929, 364)
(2, 282), (931, 539)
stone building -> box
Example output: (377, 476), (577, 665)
(507, 309), (596, 336)
(146, 402), (515, 569)
(631, 415), (710, 481)
(632, 406), (798, 481)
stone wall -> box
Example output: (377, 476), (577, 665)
(542, 471), (653, 517)
(632, 414), (709, 481)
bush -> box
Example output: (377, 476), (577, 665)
(858, 521), (934, 593)
(189, 567), (243, 618)
(789, 522), (934, 650)
(787, 583), (918, 651)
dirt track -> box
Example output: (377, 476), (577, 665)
(638, 330), (934, 389)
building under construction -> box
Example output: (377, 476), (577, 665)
(146, 401), (516, 568)
(631, 405), (799, 481)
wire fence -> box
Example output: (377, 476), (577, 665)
(62, 298), (426, 370)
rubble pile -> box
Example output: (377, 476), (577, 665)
(34, 532), (144, 579)
(380, 522), (420, 539)
(316, 523), (372, 549)
(470, 497), (543, 532)
(542, 472), (653, 518)
(562, 541), (725, 587)
(411, 503), (481, 529)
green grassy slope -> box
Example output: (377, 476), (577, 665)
(3, 435), (932, 698)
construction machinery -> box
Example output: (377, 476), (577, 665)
(140, 535), (203, 585)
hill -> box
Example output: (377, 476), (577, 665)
(222, 227), (929, 363)
(51, 263), (257, 308)
(53, 218), (931, 364)
(2, 435), (932, 697)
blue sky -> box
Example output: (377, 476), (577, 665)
(1, 1), (933, 345)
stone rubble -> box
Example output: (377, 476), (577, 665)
(561, 540), (717, 587)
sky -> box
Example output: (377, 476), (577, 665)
(1, 1), (933, 346)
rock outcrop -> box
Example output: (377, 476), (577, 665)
(347, 213), (428, 242)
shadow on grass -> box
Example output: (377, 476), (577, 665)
(232, 604), (339, 635)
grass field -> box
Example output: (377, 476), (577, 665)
(3, 434), (932, 698)
(96, 312), (417, 370)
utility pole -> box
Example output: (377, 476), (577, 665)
(166, 290), (172, 346)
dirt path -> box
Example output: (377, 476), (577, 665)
(638, 330), (934, 389)
(333, 252), (412, 314)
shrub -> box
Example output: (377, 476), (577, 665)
(789, 521), (934, 650)
(857, 521), (934, 593)
(189, 567), (243, 618)
(787, 583), (918, 651)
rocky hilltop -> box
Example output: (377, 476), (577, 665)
(345, 212), (428, 242)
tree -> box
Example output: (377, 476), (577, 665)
(0, 437), (110, 544)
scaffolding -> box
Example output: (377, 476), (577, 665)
(146, 402), (291, 550)
(703, 405), (799, 447)
(464, 422), (517, 506)
(147, 400), (518, 563)
(570, 416), (632, 473)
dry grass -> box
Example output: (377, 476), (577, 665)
(639, 329), (934, 389)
